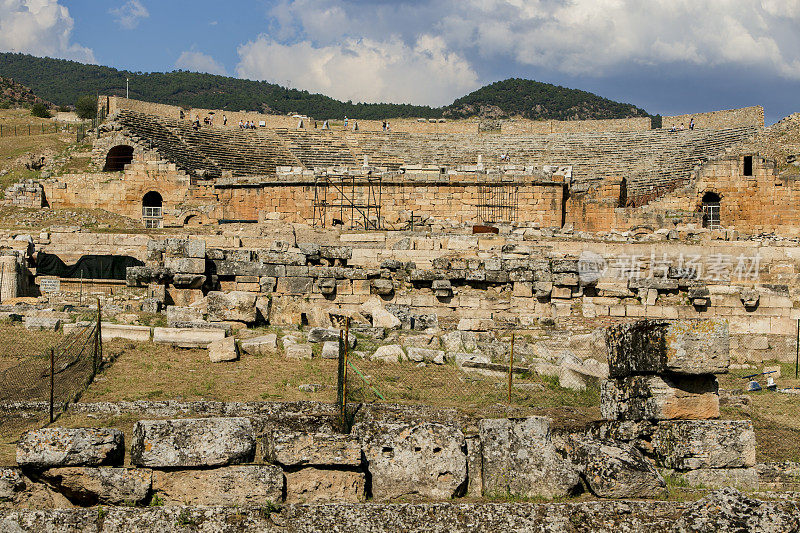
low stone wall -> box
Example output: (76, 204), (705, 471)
(662, 106), (764, 130)
(502, 117), (652, 134)
(3, 490), (799, 532)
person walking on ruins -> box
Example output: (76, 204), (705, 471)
(238, 120), (243, 129)
(689, 118), (694, 130)
(223, 115), (227, 126)
(344, 116), (348, 129)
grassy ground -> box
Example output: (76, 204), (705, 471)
(718, 361), (800, 462)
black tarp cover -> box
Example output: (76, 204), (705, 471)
(36, 252), (144, 280)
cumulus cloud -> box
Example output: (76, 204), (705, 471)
(259, 0), (800, 82)
(236, 34), (479, 106)
(175, 50), (227, 75)
(110, 0), (149, 30)
(0, 0), (94, 63)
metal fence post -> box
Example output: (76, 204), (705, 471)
(49, 347), (55, 424)
(508, 332), (515, 404)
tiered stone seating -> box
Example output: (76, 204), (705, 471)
(273, 129), (357, 168)
(117, 110), (301, 177)
(114, 109), (759, 200)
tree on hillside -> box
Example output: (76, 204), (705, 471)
(75, 95), (97, 120)
(31, 103), (50, 118)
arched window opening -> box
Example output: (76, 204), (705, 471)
(184, 214), (202, 227)
(103, 145), (134, 171)
(142, 191), (163, 229)
(701, 191), (721, 229)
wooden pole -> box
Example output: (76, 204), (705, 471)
(343, 318), (350, 414)
(49, 348), (55, 424)
(508, 332), (515, 404)
(795, 319), (799, 380)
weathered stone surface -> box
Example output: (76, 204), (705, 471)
(208, 336), (239, 363)
(239, 333), (277, 353)
(164, 257), (205, 275)
(371, 344), (404, 363)
(320, 341), (339, 359)
(674, 488), (800, 532)
(601, 375), (720, 421)
(357, 421), (467, 501)
(560, 435), (667, 499)
(207, 291), (257, 323)
(17, 428), (124, 468)
(264, 431), (361, 466)
(285, 469), (365, 503)
(4, 490), (800, 530)
(0, 469), (25, 501)
(681, 467), (759, 490)
(606, 319), (729, 377)
(40, 467), (152, 505)
(286, 343), (313, 359)
(23, 316), (60, 331)
(153, 465), (283, 506)
(457, 318), (495, 331)
(307, 327), (340, 343)
(405, 347), (445, 363)
(100, 323), (151, 342)
(480, 417), (580, 499)
(152, 327), (225, 347)
(371, 279), (394, 295)
(652, 420), (756, 470)
(131, 418), (255, 467)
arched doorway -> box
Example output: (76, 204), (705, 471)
(142, 191), (163, 229)
(701, 191), (721, 229)
(103, 145), (134, 171)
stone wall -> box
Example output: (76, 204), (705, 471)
(661, 106), (764, 130)
(502, 117), (652, 134)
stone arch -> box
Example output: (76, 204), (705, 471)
(701, 191), (721, 229)
(102, 145), (134, 171)
(142, 191), (163, 228)
(183, 213), (202, 227)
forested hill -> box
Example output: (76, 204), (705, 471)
(446, 78), (649, 120)
(0, 52), (650, 121)
(0, 76), (51, 107)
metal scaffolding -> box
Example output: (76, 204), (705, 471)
(312, 174), (382, 230)
(477, 183), (519, 224)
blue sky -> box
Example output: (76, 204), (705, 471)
(1, 1), (799, 123)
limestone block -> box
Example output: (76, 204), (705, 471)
(172, 273), (206, 289)
(317, 278), (336, 296)
(277, 277), (314, 295)
(357, 421), (467, 501)
(369, 307), (401, 329)
(551, 259), (578, 273)
(164, 257), (205, 275)
(286, 344), (313, 360)
(285, 469), (365, 503)
(101, 323), (151, 342)
(240, 334), (277, 354)
(560, 435), (666, 499)
(371, 279), (394, 296)
(264, 432), (361, 467)
(186, 239), (206, 258)
(152, 327), (225, 348)
(131, 418), (255, 467)
(405, 347), (446, 363)
(457, 318), (495, 331)
(307, 327), (345, 344)
(371, 344), (404, 363)
(480, 417), (580, 499)
(551, 286), (572, 299)
(606, 319), (730, 377)
(207, 291), (257, 323)
(601, 375), (719, 421)
(208, 337), (239, 363)
(166, 306), (204, 328)
(154, 465), (283, 506)
(681, 467), (759, 490)
(0, 468), (26, 501)
(24, 316), (60, 331)
(321, 341), (339, 359)
(40, 467), (152, 505)
(652, 420), (756, 470)
(17, 428), (124, 468)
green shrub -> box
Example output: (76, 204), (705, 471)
(0, 100), (10, 109)
(30, 103), (51, 118)
(75, 95), (97, 120)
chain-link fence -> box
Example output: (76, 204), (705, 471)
(0, 308), (102, 423)
(334, 323), (603, 429)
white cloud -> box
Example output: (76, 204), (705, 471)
(175, 50), (227, 75)
(0, 0), (94, 63)
(109, 0), (149, 30)
(236, 34), (479, 106)
(261, 0), (800, 82)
